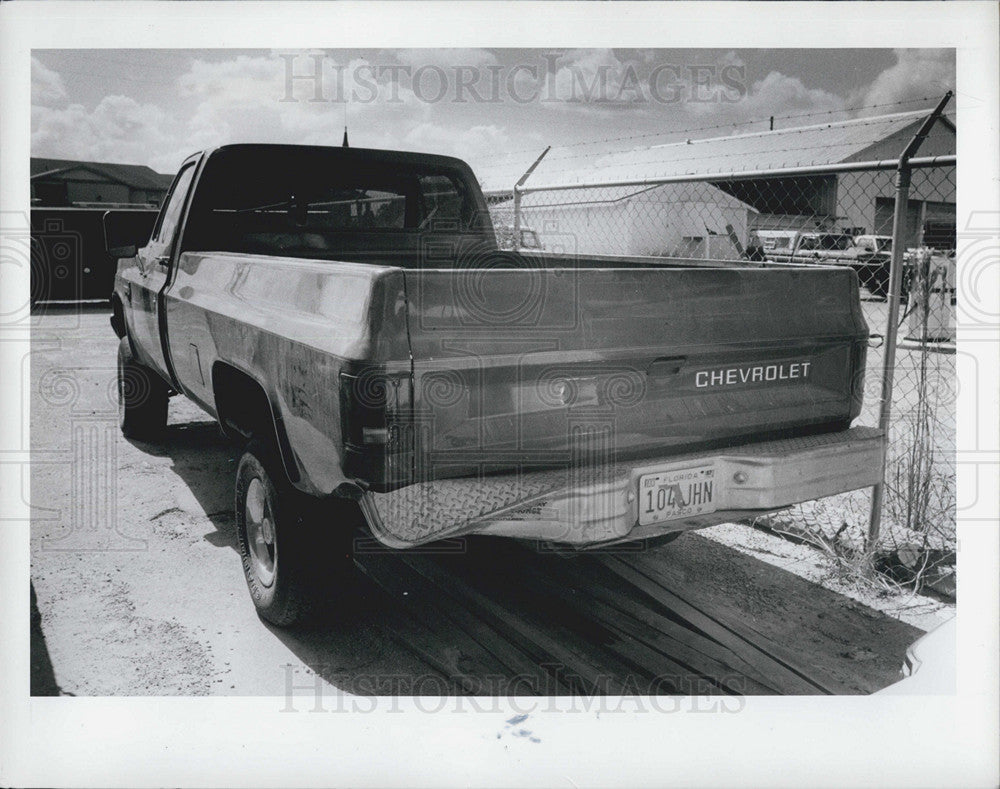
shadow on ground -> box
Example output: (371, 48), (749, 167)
(31, 582), (68, 696)
(128, 418), (920, 697)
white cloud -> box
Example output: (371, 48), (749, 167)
(692, 70), (844, 119)
(31, 56), (66, 105)
(537, 49), (635, 107)
(29, 52), (448, 171)
(849, 49), (955, 110)
(31, 49), (955, 184)
(32, 95), (177, 168)
(176, 53), (432, 154)
(390, 48), (499, 69)
(402, 122), (509, 162)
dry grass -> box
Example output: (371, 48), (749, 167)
(751, 298), (956, 594)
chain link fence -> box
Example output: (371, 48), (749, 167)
(490, 155), (956, 594)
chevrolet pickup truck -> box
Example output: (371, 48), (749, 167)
(106, 144), (884, 625)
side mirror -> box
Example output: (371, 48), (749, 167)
(109, 243), (138, 259)
(104, 210), (157, 258)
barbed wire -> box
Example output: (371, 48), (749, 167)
(478, 109), (956, 186)
(494, 96), (949, 159)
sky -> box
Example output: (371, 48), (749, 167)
(31, 48), (955, 190)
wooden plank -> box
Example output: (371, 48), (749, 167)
(522, 548), (779, 681)
(599, 555), (832, 695)
(430, 540), (763, 694)
(515, 560), (778, 695)
(397, 551), (634, 695)
(482, 540), (784, 692)
(427, 552), (697, 692)
(623, 551), (845, 695)
(624, 535), (919, 694)
(598, 626), (728, 695)
(388, 555), (578, 694)
(356, 552), (533, 695)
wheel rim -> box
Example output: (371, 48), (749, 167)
(244, 477), (276, 588)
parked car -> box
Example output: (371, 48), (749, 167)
(752, 229), (893, 297)
(107, 144), (883, 625)
(495, 224), (544, 251)
(853, 234), (892, 257)
(875, 617), (956, 695)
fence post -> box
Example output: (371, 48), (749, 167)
(867, 91), (952, 548)
(512, 146), (551, 252)
(867, 164), (911, 546)
(513, 186), (522, 252)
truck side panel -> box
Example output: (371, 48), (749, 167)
(162, 251), (411, 496)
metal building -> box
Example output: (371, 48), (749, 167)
(31, 157), (174, 207)
(494, 109), (955, 254)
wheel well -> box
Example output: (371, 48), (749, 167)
(212, 363), (300, 483)
(110, 295), (126, 338)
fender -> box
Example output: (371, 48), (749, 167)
(211, 361), (302, 487)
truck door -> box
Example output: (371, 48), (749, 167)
(127, 161), (197, 381)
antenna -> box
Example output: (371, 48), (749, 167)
(342, 99), (349, 147)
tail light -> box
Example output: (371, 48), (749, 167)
(340, 364), (411, 489)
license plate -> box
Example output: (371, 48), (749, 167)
(638, 464), (716, 526)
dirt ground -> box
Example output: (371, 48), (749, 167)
(29, 307), (953, 696)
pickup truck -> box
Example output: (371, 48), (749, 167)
(751, 230), (893, 298)
(106, 144), (884, 626)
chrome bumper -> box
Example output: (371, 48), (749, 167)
(360, 427), (885, 548)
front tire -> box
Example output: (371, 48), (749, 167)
(235, 438), (359, 626)
(117, 337), (169, 440)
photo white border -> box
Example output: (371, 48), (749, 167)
(1, 2), (997, 787)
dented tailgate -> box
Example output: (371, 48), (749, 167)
(401, 264), (868, 482)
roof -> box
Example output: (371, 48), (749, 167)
(497, 181), (756, 213)
(30, 158), (174, 191)
(203, 143), (475, 174)
(514, 109), (955, 191)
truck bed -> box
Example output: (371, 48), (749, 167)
(163, 250), (868, 502)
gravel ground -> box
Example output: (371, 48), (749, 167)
(29, 307), (952, 696)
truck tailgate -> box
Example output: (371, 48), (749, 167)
(402, 265), (868, 481)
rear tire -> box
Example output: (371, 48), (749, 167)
(235, 438), (359, 626)
(117, 337), (169, 440)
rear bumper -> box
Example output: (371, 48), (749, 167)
(359, 427), (885, 548)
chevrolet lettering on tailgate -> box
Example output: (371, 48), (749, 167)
(694, 361), (812, 388)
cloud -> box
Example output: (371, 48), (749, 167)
(176, 53), (432, 152)
(390, 49), (499, 69)
(33, 52), (453, 173)
(536, 49), (639, 107)
(31, 56), (67, 105)
(849, 49), (955, 109)
(690, 70), (844, 119)
(402, 122), (509, 161)
(32, 95), (178, 169)
(31, 49), (955, 186)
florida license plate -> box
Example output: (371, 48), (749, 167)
(638, 464), (717, 526)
